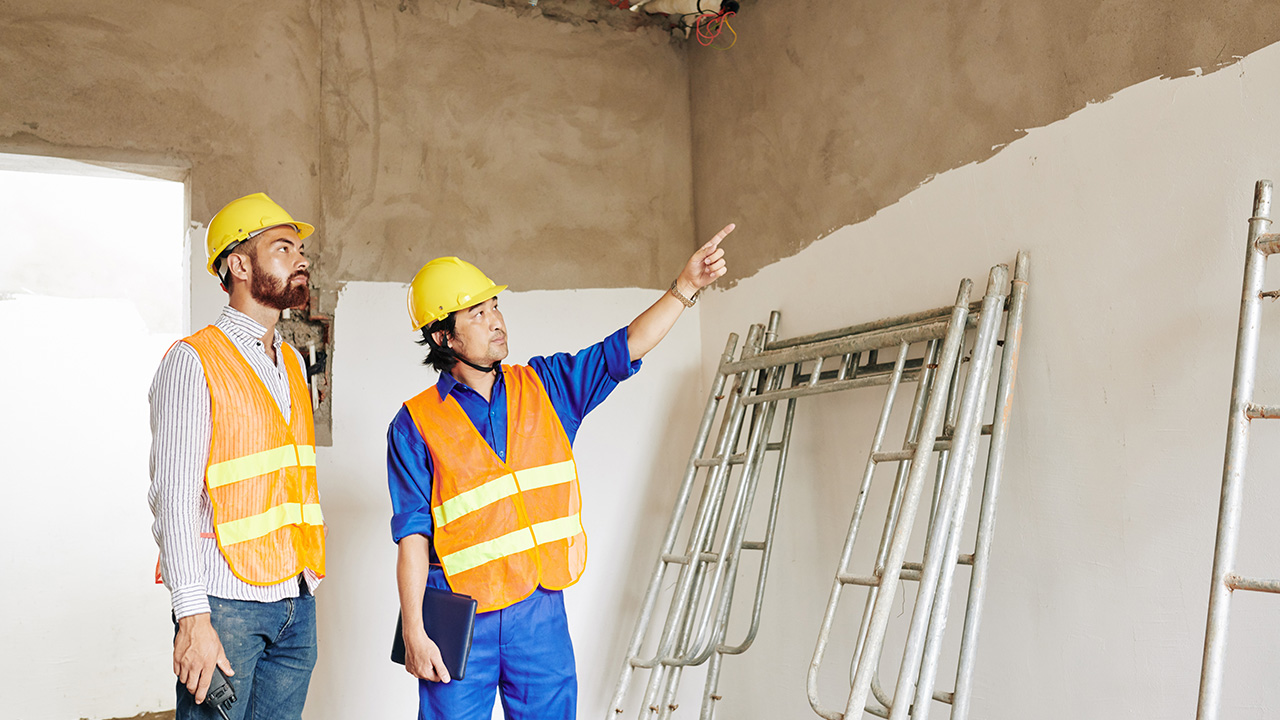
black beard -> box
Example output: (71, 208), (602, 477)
(251, 269), (310, 311)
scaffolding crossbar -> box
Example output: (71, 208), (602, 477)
(607, 253), (1029, 720)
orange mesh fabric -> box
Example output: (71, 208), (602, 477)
(186, 326), (325, 586)
(405, 365), (586, 612)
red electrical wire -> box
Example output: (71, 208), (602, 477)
(694, 10), (736, 49)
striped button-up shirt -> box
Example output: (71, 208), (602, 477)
(148, 306), (321, 620)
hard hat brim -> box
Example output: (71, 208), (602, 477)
(411, 284), (507, 331)
(204, 221), (316, 278)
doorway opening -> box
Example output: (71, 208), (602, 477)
(0, 151), (188, 719)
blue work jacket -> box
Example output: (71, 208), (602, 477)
(386, 326), (641, 549)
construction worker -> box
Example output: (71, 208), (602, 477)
(148, 193), (326, 720)
(387, 223), (733, 719)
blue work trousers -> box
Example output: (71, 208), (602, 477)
(418, 587), (577, 720)
(174, 593), (318, 720)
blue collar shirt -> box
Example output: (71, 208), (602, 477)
(386, 326), (641, 545)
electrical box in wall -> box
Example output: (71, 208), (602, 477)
(277, 302), (333, 446)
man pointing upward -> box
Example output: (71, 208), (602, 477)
(387, 224), (733, 720)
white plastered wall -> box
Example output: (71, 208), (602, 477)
(687, 41), (1280, 720)
(305, 282), (707, 719)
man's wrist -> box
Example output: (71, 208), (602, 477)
(176, 612), (212, 629)
(669, 278), (700, 307)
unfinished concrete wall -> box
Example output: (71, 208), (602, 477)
(0, 0), (323, 233)
(1, 0), (691, 445)
(318, 0), (692, 298)
(0, 0), (691, 302)
(688, 0), (1280, 282)
(689, 40), (1280, 720)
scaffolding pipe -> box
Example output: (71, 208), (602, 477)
(1196, 180), (1276, 720)
(612, 256), (1026, 720)
(901, 264), (1009, 720)
(607, 333), (738, 714)
(950, 250), (1030, 720)
(807, 279), (973, 720)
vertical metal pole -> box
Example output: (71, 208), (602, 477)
(608, 333), (739, 717)
(855, 339), (943, 711)
(808, 341), (917, 720)
(842, 281), (973, 720)
(930, 344), (966, 529)
(678, 365), (785, 667)
(665, 316), (789, 718)
(700, 649), (727, 720)
(886, 265), (1006, 720)
(642, 325), (765, 716)
(950, 250), (1029, 720)
(663, 365), (785, 719)
(1196, 180), (1274, 720)
(700, 365), (795, 720)
(907, 265), (1010, 720)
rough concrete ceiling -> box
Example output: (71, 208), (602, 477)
(466, 0), (674, 31)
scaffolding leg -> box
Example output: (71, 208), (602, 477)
(950, 250), (1029, 720)
(901, 265), (1010, 720)
(1196, 180), (1280, 720)
(806, 279), (973, 720)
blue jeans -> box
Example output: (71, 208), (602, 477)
(174, 593), (317, 720)
(418, 587), (576, 720)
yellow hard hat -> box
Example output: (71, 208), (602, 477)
(205, 192), (315, 278)
(407, 257), (507, 331)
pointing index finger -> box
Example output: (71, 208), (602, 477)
(704, 223), (735, 251)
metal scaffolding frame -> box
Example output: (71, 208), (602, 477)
(1196, 179), (1280, 720)
(607, 253), (1029, 720)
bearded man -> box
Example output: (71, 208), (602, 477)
(148, 193), (326, 720)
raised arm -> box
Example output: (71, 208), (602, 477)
(627, 223), (733, 361)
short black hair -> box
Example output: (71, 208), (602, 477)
(418, 313), (460, 373)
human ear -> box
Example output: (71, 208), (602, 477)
(226, 251), (253, 283)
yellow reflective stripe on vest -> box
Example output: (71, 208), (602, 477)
(217, 502), (325, 546)
(297, 444), (317, 467)
(438, 514), (583, 576)
(441, 526), (537, 575)
(433, 474), (519, 528)
(513, 460), (576, 491)
(207, 444), (317, 489)
(531, 513), (584, 544)
(431, 460), (575, 528)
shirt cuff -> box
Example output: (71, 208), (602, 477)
(604, 326), (643, 382)
(392, 509), (434, 544)
(171, 583), (211, 620)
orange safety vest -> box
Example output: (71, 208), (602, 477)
(405, 365), (586, 613)
(182, 326), (326, 586)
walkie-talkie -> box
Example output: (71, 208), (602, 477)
(198, 667), (237, 720)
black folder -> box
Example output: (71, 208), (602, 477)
(391, 586), (478, 680)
